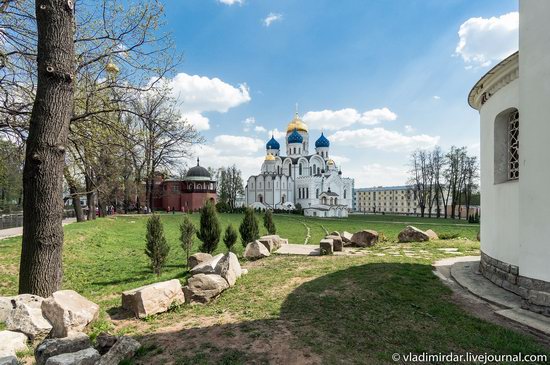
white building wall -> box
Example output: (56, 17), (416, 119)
(518, 0), (550, 281)
(479, 79), (520, 267)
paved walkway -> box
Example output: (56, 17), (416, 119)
(0, 218), (76, 240)
(275, 244), (366, 256)
(434, 256), (550, 337)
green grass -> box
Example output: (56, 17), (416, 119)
(2, 213), (547, 364)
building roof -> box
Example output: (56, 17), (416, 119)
(287, 128), (304, 144)
(266, 135), (280, 150)
(468, 51), (519, 110)
(186, 158), (211, 178)
(315, 132), (330, 148)
(354, 185), (414, 192)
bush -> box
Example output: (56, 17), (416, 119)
(180, 215), (196, 265)
(239, 207), (259, 246)
(216, 201), (231, 213)
(223, 224), (238, 252)
(197, 200), (221, 254)
(145, 214), (170, 276)
(263, 209), (277, 235)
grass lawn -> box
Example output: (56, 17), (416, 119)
(1, 213), (548, 364)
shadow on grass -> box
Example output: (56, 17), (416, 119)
(130, 262), (550, 365)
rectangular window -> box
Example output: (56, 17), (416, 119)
(508, 110), (519, 180)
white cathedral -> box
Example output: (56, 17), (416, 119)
(245, 112), (354, 217)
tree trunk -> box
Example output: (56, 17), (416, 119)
(19, 0), (75, 296)
(63, 168), (85, 222)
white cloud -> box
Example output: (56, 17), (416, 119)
(353, 164), (409, 187)
(404, 125), (416, 133)
(254, 125), (267, 133)
(433, 95), (441, 100)
(303, 107), (397, 131)
(263, 12), (282, 27)
(213, 135), (264, 154)
(455, 12), (518, 68)
(330, 128), (439, 152)
(268, 128), (286, 140)
(167, 73), (251, 130)
(218, 0), (244, 5)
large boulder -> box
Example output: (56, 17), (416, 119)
(0, 330), (28, 358)
(35, 332), (91, 365)
(244, 241), (270, 260)
(183, 274), (229, 304)
(44, 348), (100, 365)
(41, 290), (99, 338)
(258, 237), (275, 252)
(341, 231), (353, 245)
(398, 226), (430, 243)
(121, 279), (185, 319)
(425, 229), (439, 240)
(190, 253), (224, 275)
(5, 294), (52, 342)
(259, 235), (283, 251)
(326, 235), (343, 252)
(0, 297), (12, 323)
(216, 252), (242, 287)
(187, 253), (212, 270)
(96, 336), (141, 365)
(351, 230), (379, 247)
(94, 333), (117, 355)
(320, 239), (334, 255)
(0, 356), (18, 365)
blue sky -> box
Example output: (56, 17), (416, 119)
(162, 0), (519, 186)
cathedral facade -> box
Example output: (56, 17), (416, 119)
(245, 113), (354, 217)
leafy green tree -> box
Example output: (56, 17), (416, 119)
(180, 215), (196, 265)
(223, 224), (238, 252)
(239, 207), (260, 246)
(263, 210), (277, 235)
(145, 215), (170, 276)
(197, 200), (221, 253)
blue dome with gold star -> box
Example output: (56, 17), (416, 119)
(287, 128), (303, 144)
(266, 135), (280, 150)
(315, 132), (330, 148)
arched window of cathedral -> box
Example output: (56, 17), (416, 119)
(306, 188), (309, 199)
(335, 198), (338, 205)
(494, 108), (519, 183)
(344, 190), (347, 199)
(330, 198), (334, 205)
(299, 164), (303, 176)
(322, 197), (327, 205)
(309, 167), (312, 176)
(317, 167), (321, 175)
(316, 189), (319, 198)
(281, 194), (286, 203)
(197, 184), (202, 190)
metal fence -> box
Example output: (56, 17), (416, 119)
(0, 210), (76, 230)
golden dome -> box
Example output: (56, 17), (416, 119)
(286, 112), (309, 133)
(265, 153), (276, 161)
(327, 159), (335, 165)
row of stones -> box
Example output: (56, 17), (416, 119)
(480, 252), (550, 317)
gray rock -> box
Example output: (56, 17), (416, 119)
(425, 229), (439, 240)
(329, 231), (340, 237)
(259, 235), (283, 251)
(241, 268), (249, 275)
(42, 290), (99, 338)
(398, 226), (430, 243)
(95, 333), (117, 355)
(187, 253), (213, 270)
(0, 297), (13, 323)
(244, 240), (270, 260)
(121, 279), (185, 319)
(45, 347), (100, 365)
(183, 274), (229, 304)
(320, 239), (334, 255)
(190, 254), (224, 275)
(216, 252), (242, 287)
(0, 330), (28, 358)
(96, 336), (140, 365)
(326, 235), (343, 252)
(341, 231), (353, 245)
(35, 332), (91, 365)
(0, 356), (18, 365)
(6, 294), (52, 342)
(351, 230), (379, 247)
(258, 237), (275, 252)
